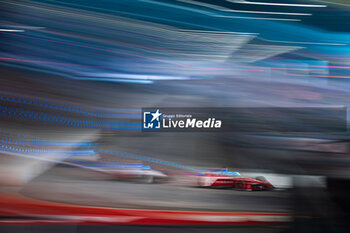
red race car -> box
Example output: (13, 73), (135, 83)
(197, 169), (274, 191)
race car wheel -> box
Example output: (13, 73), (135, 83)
(252, 183), (264, 191)
(235, 180), (246, 190)
(141, 175), (154, 184)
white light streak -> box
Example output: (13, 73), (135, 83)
(261, 38), (347, 46)
(177, 0), (311, 16)
(0, 29), (25, 32)
(140, 0), (301, 21)
(228, 0), (327, 8)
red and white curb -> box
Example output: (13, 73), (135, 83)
(0, 192), (292, 225)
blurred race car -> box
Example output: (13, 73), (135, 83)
(90, 162), (167, 183)
(198, 169), (274, 191)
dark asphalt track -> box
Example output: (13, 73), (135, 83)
(20, 167), (291, 213)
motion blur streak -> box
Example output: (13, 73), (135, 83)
(140, 0), (302, 21)
(228, 0), (327, 7)
(176, 0), (312, 16)
(1, 1), (350, 233)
